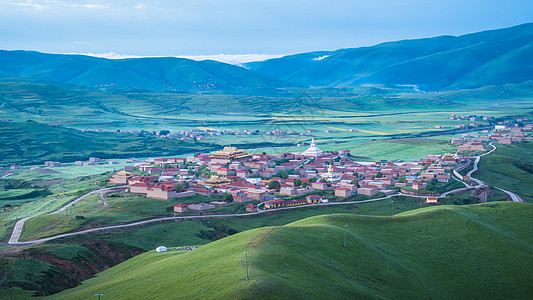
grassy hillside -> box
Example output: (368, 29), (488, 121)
(0, 121), (212, 166)
(477, 142), (533, 202)
(0, 50), (292, 93)
(48, 202), (533, 299)
(247, 22), (533, 90)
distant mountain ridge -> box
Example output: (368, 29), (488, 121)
(0, 50), (292, 93)
(246, 22), (533, 91)
(1, 22), (532, 93)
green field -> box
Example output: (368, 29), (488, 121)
(45, 202), (533, 299)
(1, 79), (532, 166)
(477, 142), (533, 203)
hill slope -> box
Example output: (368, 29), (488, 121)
(0, 51), (292, 93)
(246, 22), (533, 91)
(49, 202), (533, 299)
(0, 121), (213, 166)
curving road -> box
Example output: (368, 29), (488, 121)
(8, 186), (127, 245)
(5, 143), (525, 245)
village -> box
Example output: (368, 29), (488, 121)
(98, 120), (533, 214)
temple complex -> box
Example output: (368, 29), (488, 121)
(301, 139), (323, 157)
(204, 175), (232, 187)
(209, 146), (252, 163)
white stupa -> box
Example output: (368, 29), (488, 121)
(301, 139), (323, 157)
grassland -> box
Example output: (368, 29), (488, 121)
(476, 142), (533, 203)
(46, 202), (533, 299)
(2, 79), (532, 165)
(0, 121), (213, 166)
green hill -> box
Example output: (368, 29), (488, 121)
(48, 202), (533, 299)
(0, 51), (292, 93)
(0, 121), (213, 166)
(247, 22), (533, 91)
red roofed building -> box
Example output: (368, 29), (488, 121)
(264, 199), (285, 209)
(246, 204), (258, 213)
(335, 187), (352, 198)
(306, 195), (322, 204)
(173, 203), (188, 213)
(217, 168), (236, 176)
(147, 185), (178, 200)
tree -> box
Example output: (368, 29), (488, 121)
(224, 193), (234, 202)
(175, 183), (184, 192)
(319, 177), (327, 183)
(267, 180), (280, 190)
(350, 179), (359, 187)
(376, 171), (383, 178)
(308, 177), (317, 183)
(294, 178), (302, 187)
(159, 130), (170, 136)
(281, 170), (289, 179)
(301, 181), (308, 188)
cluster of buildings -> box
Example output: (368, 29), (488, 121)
(108, 139), (470, 213)
(454, 124), (533, 152)
(449, 114), (494, 121)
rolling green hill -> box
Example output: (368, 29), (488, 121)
(247, 22), (533, 91)
(48, 202), (533, 299)
(0, 121), (213, 166)
(0, 50), (292, 93)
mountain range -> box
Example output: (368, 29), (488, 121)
(1, 22), (532, 92)
(0, 51), (291, 93)
(246, 22), (533, 91)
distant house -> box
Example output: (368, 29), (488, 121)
(426, 197), (439, 204)
(110, 171), (132, 184)
(335, 187), (352, 198)
(217, 168), (236, 176)
(246, 189), (267, 201)
(412, 182), (428, 190)
(306, 195), (322, 204)
(246, 204), (258, 213)
(194, 188), (214, 197)
(173, 203), (188, 213)
(280, 187), (297, 196)
(156, 246), (167, 252)
(357, 187), (379, 196)
(264, 199), (285, 209)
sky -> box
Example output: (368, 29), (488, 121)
(1, 0), (532, 64)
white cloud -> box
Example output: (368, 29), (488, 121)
(65, 52), (286, 65)
(177, 54), (286, 65)
(313, 55), (330, 61)
(134, 3), (145, 9)
(1, 1), (109, 10)
(3, 1), (48, 10)
(69, 3), (109, 9)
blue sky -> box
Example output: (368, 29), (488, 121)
(1, 0), (532, 63)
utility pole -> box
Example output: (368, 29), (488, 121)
(94, 292), (103, 300)
(391, 199), (394, 217)
(344, 224), (348, 248)
(245, 250), (249, 280)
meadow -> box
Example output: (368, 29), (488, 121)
(476, 142), (533, 202)
(46, 202), (533, 299)
(2, 80), (532, 166)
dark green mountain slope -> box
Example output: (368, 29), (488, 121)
(246, 22), (533, 90)
(0, 51), (292, 93)
(50, 202), (533, 299)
